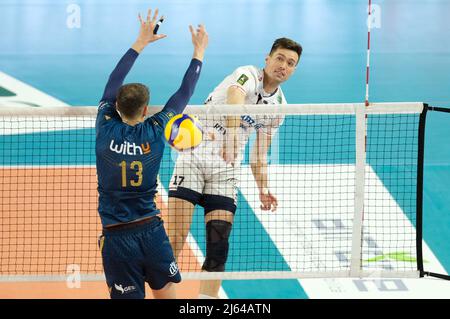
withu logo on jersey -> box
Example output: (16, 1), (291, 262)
(109, 140), (150, 155)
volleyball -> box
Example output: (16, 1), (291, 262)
(164, 114), (203, 152)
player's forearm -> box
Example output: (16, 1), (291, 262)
(100, 48), (139, 103)
(225, 86), (245, 130)
(251, 162), (268, 192)
(131, 40), (147, 54)
(163, 58), (203, 114)
(192, 48), (205, 62)
(250, 131), (271, 192)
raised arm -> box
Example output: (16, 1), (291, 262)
(100, 8), (167, 104)
(163, 24), (208, 114)
(100, 49), (139, 104)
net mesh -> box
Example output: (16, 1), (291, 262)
(0, 103), (423, 280)
(363, 114), (419, 272)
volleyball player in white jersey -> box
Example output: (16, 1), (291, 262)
(167, 38), (302, 299)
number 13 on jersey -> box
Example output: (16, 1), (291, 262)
(120, 160), (143, 187)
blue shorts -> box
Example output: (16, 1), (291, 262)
(99, 216), (181, 299)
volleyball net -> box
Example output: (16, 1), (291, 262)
(0, 102), (441, 281)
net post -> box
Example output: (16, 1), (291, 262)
(419, 104), (450, 281)
(416, 103), (427, 277)
(350, 103), (366, 277)
(423, 271), (450, 281)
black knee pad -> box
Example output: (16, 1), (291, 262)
(201, 220), (232, 272)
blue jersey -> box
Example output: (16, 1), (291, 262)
(96, 48), (202, 227)
(96, 103), (174, 227)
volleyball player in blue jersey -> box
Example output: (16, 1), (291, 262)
(95, 9), (208, 299)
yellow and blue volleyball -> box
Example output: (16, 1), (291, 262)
(164, 114), (203, 152)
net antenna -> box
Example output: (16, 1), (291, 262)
(365, 0), (372, 107)
(351, 0), (372, 277)
(349, 0), (374, 277)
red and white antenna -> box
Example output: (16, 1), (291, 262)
(365, 0), (372, 107)
(352, 0), (374, 277)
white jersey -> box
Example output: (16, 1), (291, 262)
(196, 65), (286, 159)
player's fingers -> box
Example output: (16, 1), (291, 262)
(152, 8), (159, 24)
(271, 200), (278, 212)
(261, 196), (270, 207)
(147, 9), (152, 23)
(268, 193), (278, 204)
(272, 195), (278, 206)
(138, 13), (143, 25)
(189, 25), (195, 36)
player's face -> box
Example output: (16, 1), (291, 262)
(265, 48), (299, 83)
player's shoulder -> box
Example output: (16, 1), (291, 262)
(278, 85), (285, 99)
(233, 65), (260, 77)
(97, 100), (121, 124)
(230, 65), (261, 88)
(278, 86), (288, 103)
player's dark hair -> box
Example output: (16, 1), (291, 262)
(116, 83), (150, 119)
(269, 38), (302, 64)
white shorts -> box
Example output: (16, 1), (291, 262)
(168, 153), (239, 214)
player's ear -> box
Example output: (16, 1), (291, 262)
(265, 55), (272, 68)
(142, 105), (148, 117)
(115, 102), (122, 117)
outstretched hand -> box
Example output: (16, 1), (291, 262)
(132, 8), (167, 53)
(189, 24), (208, 61)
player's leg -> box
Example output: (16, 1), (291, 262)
(198, 166), (238, 299)
(99, 231), (146, 299)
(151, 282), (177, 299)
(166, 197), (195, 259)
(143, 217), (181, 299)
(167, 154), (204, 259)
(199, 209), (234, 299)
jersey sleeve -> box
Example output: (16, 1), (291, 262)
(143, 58), (203, 137)
(227, 66), (258, 96)
(162, 59), (202, 115)
(99, 48), (139, 105)
(144, 109), (175, 137)
(96, 101), (121, 130)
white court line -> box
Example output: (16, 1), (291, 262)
(0, 71), (93, 134)
(0, 71), (69, 108)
